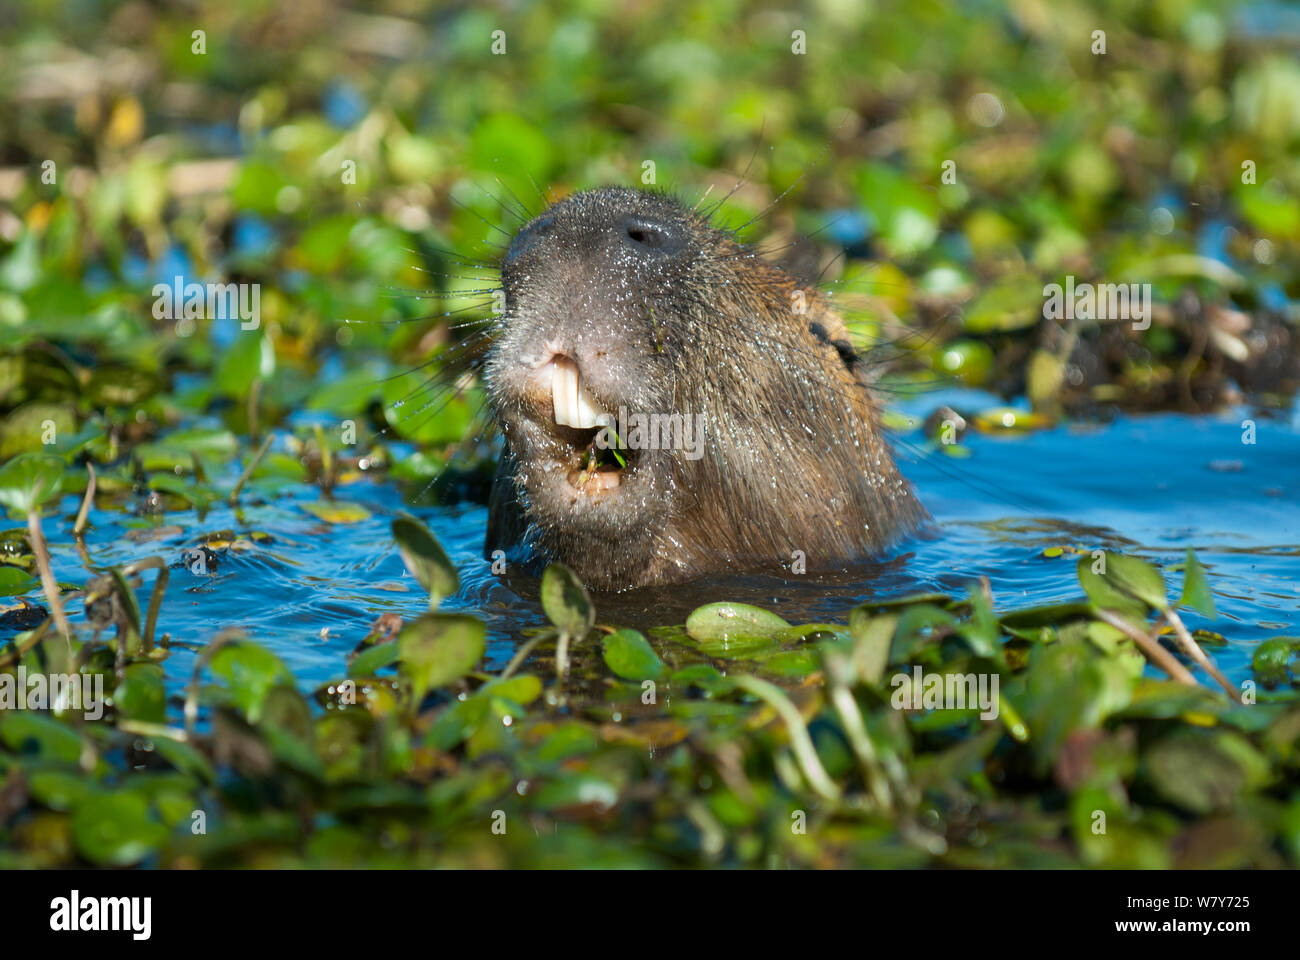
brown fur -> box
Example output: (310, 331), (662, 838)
(483, 187), (926, 590)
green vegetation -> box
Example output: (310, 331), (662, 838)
(2, 512), (1297, 868)
(0, 0), (1297, 868)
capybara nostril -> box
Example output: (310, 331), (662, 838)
(618, 215), (685, 257)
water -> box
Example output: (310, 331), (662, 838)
(23, 389), (1300, 693)
(892, 389), (1300, 682)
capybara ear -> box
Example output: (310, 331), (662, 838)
(805, 301), (863, 377)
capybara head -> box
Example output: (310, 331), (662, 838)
(483, 186), (925, 590)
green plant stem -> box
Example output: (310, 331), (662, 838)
(73, 462), (96, 537)
(0, 617), (50, 669)
(823, 649), (893, 812)
(1164, 608), (1239, 701)
(1095, 608), (1199, 688)
(185, 629), (243, 737)
(500, 630), (554, 680)
(121, 555), (169, 652)
(732, 675), (841, 803)
(555, 630), (571, 680)
(248, 377), (262, 441)
(117, 719), (189, 741)
(313, 424), (333, 496)
(27, 509), (70, 638)
(229, 433), (273, 505)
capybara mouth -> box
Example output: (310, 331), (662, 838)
(522, 352), (633, 501)
(548, 354), (606, 431)
(554, 423), (628, 501)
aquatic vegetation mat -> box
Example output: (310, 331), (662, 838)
(1, 506), (1298, 868)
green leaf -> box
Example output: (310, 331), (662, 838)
(892, 604), (960, 659)
(71, 793), (167, 866)
(479, 674), (543, 706)
(1077, 553), (1165, 618)
(425, 693), (490, 751)
(28, 770), (101, 811)
(601, 629), (665, 681)
(148, 473), (223, 508)
(301, 499), (371, 524)
(754, 647), (820, 677)
(1144, 729), (1271, 815)
(959, 276), (1043, 333)
(114, 663), (166, 723)
(135, 427), (239, 471)
(398, 612), (486, 703)
(231, 160), (292, 216)
(1104, 553), (1168, 610)
(0, 711), (85, 763)
(848, 607), (896, 684)
(532, 773), (619, 813)
(469, 113), (554, 191)
(387, 131), (445, 182)
(86, 366), (162, 407)
(1000, 602), (1096, 642)
(381, 367), (481, 446)
(0, 452), (65, 515)
(348, 639), (399, 678)
(392, 514), (458, 607)
(958, 585), (1001, 659)
(306, 365), (383, 416)
(856, 162), (939, 259)
(295, 215), (355, 273)
(540, 564), (594, 637)
(209, 643), (293, 723)
(1178, 548), (1217, 620)
(1016, 639), (1137, 772)
(215, 329), (275, 398)
(669, 664), (733, 697)
(0, 402), (76, 458)
(531, 722), (600, 763)
(1115, 681), (1219, 720)
(150, 427), (239, 457)
(0, 230), (40, 292)
(0, 564), (37, 597)
(1251, 637), (1298, 688)
(685, 602), (790, 643)
(153, 737), (217, 783)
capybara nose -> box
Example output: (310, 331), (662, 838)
(617, 214), (687, 258)
(504, 214), (554, 267)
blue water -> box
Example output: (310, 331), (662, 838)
(22, 389), (1300, 693)
(893, 389), (1300, 682)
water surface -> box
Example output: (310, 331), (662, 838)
(27, 389), (1300, 693)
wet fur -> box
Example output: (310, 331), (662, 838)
(483, 186), (926, 590)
